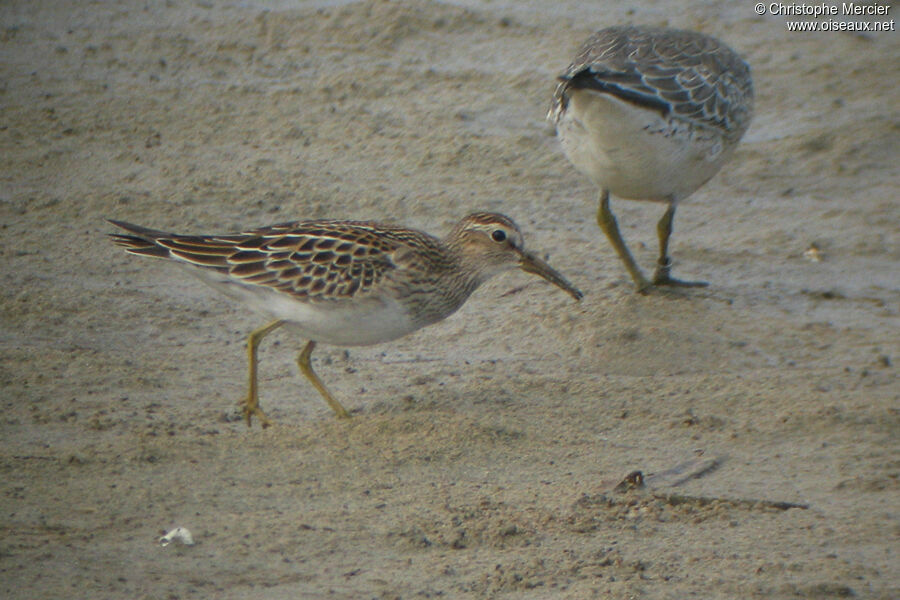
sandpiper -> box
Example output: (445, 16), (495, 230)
(109, 213), (582, 426)
(549, 25), (753, 292)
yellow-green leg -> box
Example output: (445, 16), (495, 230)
(240, 320), (284, 428)
(652, 203), (708, 288)
(597, 189), (652, 293)
(297, 341), (351, 419)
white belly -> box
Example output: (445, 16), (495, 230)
(194, 272), (421, 347)
(557, 89), (733, 202)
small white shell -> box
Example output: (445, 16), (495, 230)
(158, 526), (195, 547)
(803, 244), (823, 262)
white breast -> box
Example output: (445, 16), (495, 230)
(558, 89), (733, 202)
(192, 270), (420, 347)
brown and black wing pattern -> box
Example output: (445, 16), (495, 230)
(108, 219), (444, 301)
(553, 26), (754, 139)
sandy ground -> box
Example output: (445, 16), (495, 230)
(1, 1), (898, 598)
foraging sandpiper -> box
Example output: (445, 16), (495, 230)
(549, 25), (753, 291)
(109, 213), (582, 426)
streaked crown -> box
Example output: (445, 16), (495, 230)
(446, 212), (527, 268)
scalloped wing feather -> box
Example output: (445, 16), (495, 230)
(554, 26), (753, 140)
(109, 219), (444, 301)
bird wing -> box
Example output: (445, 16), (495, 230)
(554, 26), (753, 139)
(108, 219), (432, 301)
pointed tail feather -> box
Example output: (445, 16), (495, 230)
(107, 219), (174, 259)
(107, 219), (234, 268)
(107, 219), (175, 238)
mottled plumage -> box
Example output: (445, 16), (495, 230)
(551, 26), (753, 142)
(549, 25), (754, 291)
(109, 213), (581, 426)
(110, 219), (452, 318)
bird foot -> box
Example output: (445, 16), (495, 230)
(240, 397), (273, 428)
(652, 272), (708, 288)
(652, 260), (708, 288)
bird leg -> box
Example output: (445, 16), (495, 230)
(652, 204), (708, 288)
(596, 190), (652, 293)
(240, 320), (284, 428)
(297, 341), (351, 419)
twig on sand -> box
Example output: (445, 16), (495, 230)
(602, 457), (809, 511)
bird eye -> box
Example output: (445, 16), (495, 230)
(491, 229), (507, 243)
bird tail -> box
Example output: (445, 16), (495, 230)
(107, 219), (173, 259)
